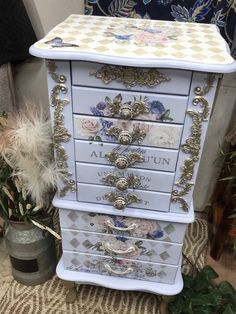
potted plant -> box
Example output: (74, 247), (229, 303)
(0, 107), (62, 285)
(167, 265), (236, 314)
(208, 127), (236, 260)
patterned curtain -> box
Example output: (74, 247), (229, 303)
(85, 0), (236, 57)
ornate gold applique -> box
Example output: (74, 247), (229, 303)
(90, 65), (170, 88)
(106, 126), (146, 145)
(48, 60), (75, 196)
(171, 74), (215, 211)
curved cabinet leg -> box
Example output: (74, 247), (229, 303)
(62, 280), (77, 303)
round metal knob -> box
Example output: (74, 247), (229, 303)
(118, 131), (132, 145)
(116, 178), (129, 191)
(119, 104), (133, 120)
(115, 156), (129, 169)
(114, 197), (126, 210)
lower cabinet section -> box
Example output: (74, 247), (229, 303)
(61, 229), (182, 264)
(63, 251), (178, 284)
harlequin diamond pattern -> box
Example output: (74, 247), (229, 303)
(160, 251), (170, 261)
(69, 238), (80, 248)
(67, 211), (78, 222)
(164, 224), (175, 235)
(34, 14), (234, 66)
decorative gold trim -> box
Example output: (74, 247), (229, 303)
(47, 60), (67, 84)
(171, 74), (215, 211)
(90, 65), (170, 88)
(194, 74), (215, 96)
(48, 60), (75, 196)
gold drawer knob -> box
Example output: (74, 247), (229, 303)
(116, 178), (129, 191)
(114, 197), (126, 210)
(106, 126), (146, 145)
(115, 155), (129, 169)
(102, 173), (141, 191)
(105, 152), (144, 169)
(105, 192), (142, 210)
(118, 131), (133, 145)
(119, 103), (133, 120)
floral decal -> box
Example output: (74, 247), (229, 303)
(85, 0), (236, 57)
(88, 213), (165, 240)
(74, 115), (179, 148)
(105, 24), (179, 47)
(83, 236), (157, 259)
(66, 255), (169, 282)
(90, 94), (173, 122)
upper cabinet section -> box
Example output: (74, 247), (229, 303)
(29, 14), (236, 73)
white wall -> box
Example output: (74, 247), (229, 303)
(14, 0), (84, 109)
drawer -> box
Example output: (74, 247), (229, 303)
(74, 140), (179, 172)
(76, 162), (175, 193)
(77, 183), (171, 212)
(72, 86), (188, 124)
(73, 115), (183, 149)
(63, 251), (178, 284)
(59, 209), (186, 243)
(71, 61), (192, 96)
(61, 229), (182, 264)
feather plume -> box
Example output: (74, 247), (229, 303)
(0, 103), (63, 206)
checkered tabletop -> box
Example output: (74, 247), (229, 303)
(31, 14), (235, 69)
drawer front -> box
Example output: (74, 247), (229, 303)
(61, 229), (182, 264)
(74, 140), (179, 172)
(59, 209), (186, 243)
(63, 251), (178, 284)
(73, 115), (183, 149)
(76, 162), (175, 193)
(72, 86), (188, 124)
(77, 183), (171, 212)
(71, 61), (192, 96)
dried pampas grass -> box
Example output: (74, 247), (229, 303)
(0, 104), (63, 206)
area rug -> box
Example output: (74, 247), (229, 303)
(0, 218), (208, 314)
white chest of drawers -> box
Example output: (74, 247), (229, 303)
(30, 14), (236, 295)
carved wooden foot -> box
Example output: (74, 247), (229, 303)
(62, 280), (77, 303)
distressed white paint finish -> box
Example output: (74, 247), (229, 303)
(59, 209), (187, 243)
(76, 162), (175, 192)
(73, 115), (183, 149)
(74, 140), (179, 172)
(46, 61), (77, 200)
(61, 229), (182, 264)
(77, 183), (171, 212)
(62, 251), (178, 284)
(71, 61), (192, 95)
(72, 86), (188, 124)
(170, 72), (219, 213)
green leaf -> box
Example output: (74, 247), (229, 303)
(223, 304), (236, 314)
(95, 135), (102, 142)
(219, 281), (236, 296)
(219, 176), (236, 181)
(202, 265), (219, 280)
(88, 136), (94, 141)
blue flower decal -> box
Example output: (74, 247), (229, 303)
(116, 236), (128, 242)
(147, 229), (164, 239)
(114, 34), (132, 41)
(96, 101), (106, 110)
(90, 106), (104, 116)
(149, 100), (165, 115)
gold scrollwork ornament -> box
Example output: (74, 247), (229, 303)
(105, 191), (142, 209)
(102, 173), (141, 191)
(171, 74), (215, 211)
(90, 65), (170, 88)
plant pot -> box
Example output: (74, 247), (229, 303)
(4, 217), (57, 286)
